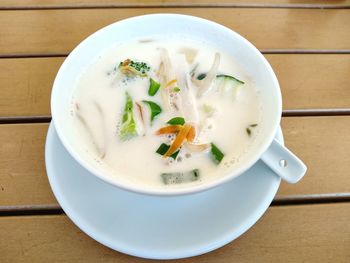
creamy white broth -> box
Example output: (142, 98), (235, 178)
(71, 38), (261, 188)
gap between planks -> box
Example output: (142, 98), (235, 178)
(1, 50), (350, 59)
(0, 116), (51, 124)
(283, 109), (350, 117)
(0, 4), (349, 10)
(1, 193), (350, 216)
(1, 109), (350, 124)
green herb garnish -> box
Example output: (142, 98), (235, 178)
(167, 117), (185, 125)
(156, 143), (179, 159)
(148, 78), (160, 96)
(210, 143), (224, 164)
(142, 100), (162, 123)
(119, 92), (137, 140)
(161, 169), (200, 185)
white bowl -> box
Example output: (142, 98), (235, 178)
(51, 14), (282, 196)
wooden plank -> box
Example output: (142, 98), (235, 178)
(0, 9), (349, 56)
(1, 116), (350, 207)
(279, 116), (350, 198)
(0, 124), (57, 206)
(1, 55), (349, 117)
(1, 0), (349, 8)
(266, 54), (350, 110)
(1, 203), (349, 262)
(0, 58), (63, 117)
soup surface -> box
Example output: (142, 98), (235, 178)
(71, 37), (262, 188)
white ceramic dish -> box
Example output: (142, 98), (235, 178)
(51, 14), (307, 196)
(45, 123), (283, 259)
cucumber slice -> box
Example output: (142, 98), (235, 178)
(216, 74), (244, 100)
(216, 74), (244, 85)
(161, 169), (200, 185)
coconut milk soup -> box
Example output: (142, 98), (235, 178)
(71, 38), (262, 188)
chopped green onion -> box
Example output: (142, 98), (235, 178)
(210, 143), (224, 164)
(246, 127), (252, 136)
(197, 73), (207, 80)
(148, 78), (160, 96)
(247, 124), (258, 136)
(202, 104), (215, 117)
(172, 87), (181, 92)
(161, 169), (200, 185)
(119, 92), (137, 140)
(167, 117), (185, 125)
(142, 100), (162, 123)
(129, 60), (150, 74)
(156, 143), (179, 159)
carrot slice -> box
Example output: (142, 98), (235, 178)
(165, 79), (177, 88)
(187, 126), (196, 142)
(155, 125), (182, 135)
(164, 124), (191, 157)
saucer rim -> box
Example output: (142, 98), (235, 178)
(45, 122), (283, 260)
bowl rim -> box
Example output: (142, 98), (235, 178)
(51, 13), (282, 196)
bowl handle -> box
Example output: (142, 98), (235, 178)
(261, 139), (307, 184)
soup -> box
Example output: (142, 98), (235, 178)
(71, 37), (262, 188)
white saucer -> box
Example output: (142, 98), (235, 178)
(45, 123), (282, 260)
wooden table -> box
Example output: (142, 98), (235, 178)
(1, 1), (350, 262)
